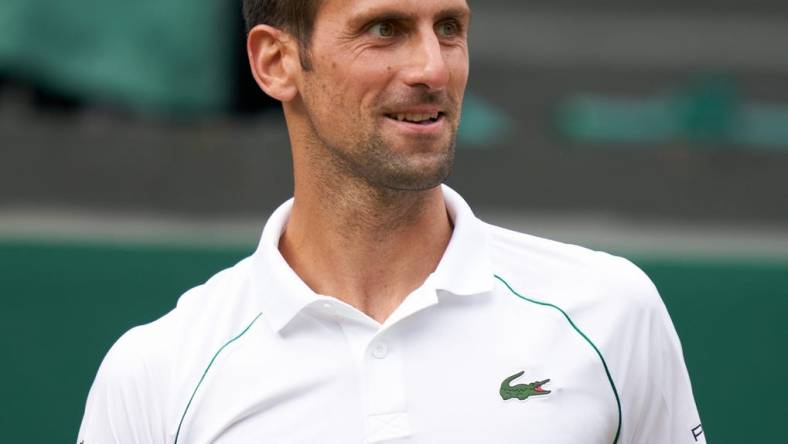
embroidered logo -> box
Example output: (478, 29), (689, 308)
(692, 424), (704, 441)
(500, 370), (551, 401)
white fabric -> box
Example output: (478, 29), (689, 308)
(78, 185), (705, 444)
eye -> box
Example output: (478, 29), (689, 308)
(436, 20), (461, 38)
(369, 21), (397, 38)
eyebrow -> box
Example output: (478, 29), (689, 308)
(434, 7), (472, 23)
(346, 6), (471, 31)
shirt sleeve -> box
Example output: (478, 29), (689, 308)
(627, 279), (707, 444)
(77, 328), (167, 444)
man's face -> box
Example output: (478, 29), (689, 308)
(295, 0), (470, 191)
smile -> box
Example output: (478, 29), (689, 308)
(385, 112), (444, 125)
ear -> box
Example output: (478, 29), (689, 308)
(247, 25), (299, 102)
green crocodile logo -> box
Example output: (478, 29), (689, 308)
(500, 370), (551, 401)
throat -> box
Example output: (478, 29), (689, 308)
(280, 186), (453, 322)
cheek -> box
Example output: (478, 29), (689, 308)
(338, 68), (390, 113)
(448, 52), (470, 86)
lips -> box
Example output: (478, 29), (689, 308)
(385, 111), (445, 126)
(385, 111), (443, 124)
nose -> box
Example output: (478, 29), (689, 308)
(402, 28), (450, 91)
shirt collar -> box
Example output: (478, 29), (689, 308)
(250, 184), (495, 333)
(432, 185), (495, 296)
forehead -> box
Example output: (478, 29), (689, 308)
(315, 0), (471, 26)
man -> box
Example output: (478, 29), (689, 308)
(79, 0), (705, 443)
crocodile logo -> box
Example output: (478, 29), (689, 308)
(500, 370), (551, 401)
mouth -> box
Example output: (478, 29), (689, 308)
(385, 111), (445, 125)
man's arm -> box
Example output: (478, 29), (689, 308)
(631, 299), (706, 444)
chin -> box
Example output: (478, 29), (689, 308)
(374, 155), (454, 192)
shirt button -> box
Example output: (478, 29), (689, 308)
(371, 342), (389, 359)
(322, 302), (333, 311)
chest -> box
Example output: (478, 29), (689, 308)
(174, 302), (619, 444)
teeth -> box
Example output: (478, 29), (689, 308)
(392, 112), (440, 122)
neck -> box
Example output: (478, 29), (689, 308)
(279, 161), (452, 324)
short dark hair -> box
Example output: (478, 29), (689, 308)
(242, 0), (323, 68)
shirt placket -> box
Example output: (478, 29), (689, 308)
(333, 311), (413, 443)
(363, 332), (411, 443)
(330, 283), (441, 443)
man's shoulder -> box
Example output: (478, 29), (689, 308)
(481, 220), (661, 311)
(79, 256), (265, 437)
(479, 221), (674, 382)
(482, 220), (641, 276)
(172, 255), (260, 326)
(96, 255), (263, 384)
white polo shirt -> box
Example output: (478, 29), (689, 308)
(78, 186), (705, 444)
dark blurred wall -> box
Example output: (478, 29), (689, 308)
(2, 0), (786, 221)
